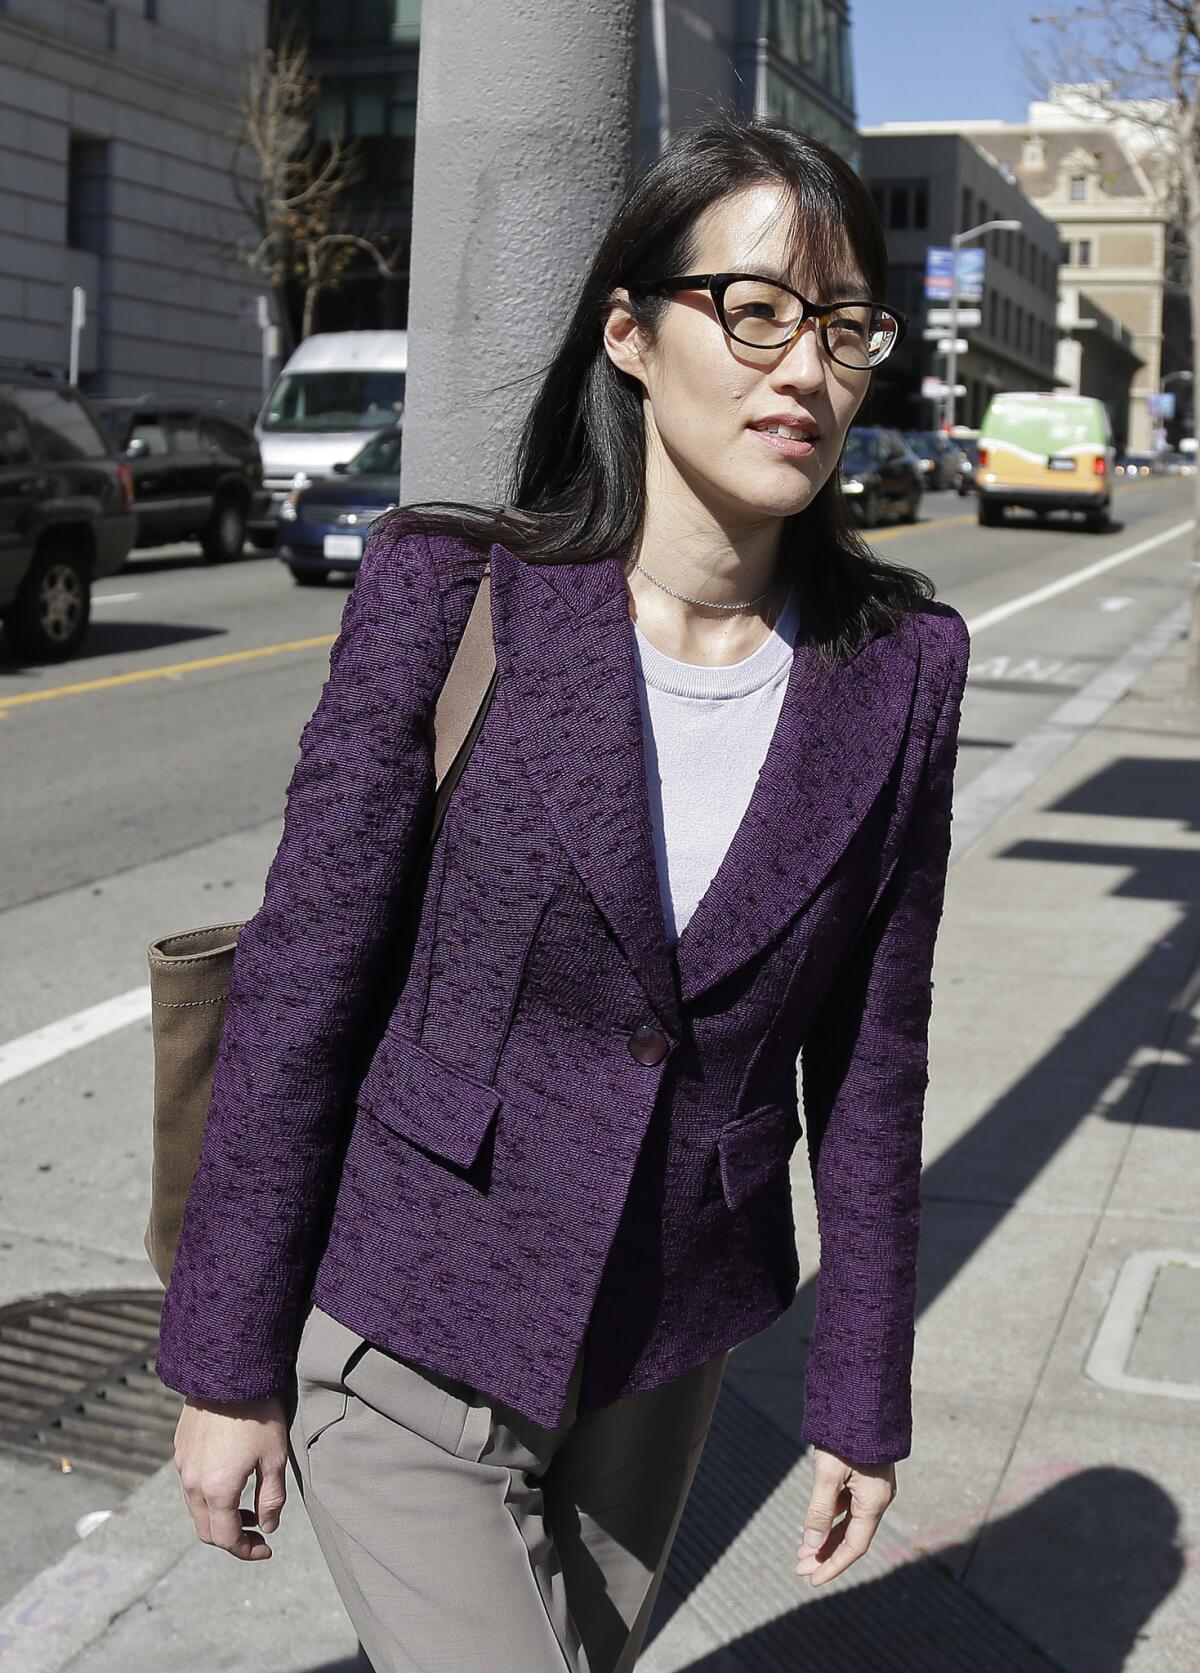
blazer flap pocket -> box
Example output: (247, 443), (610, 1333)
(718, 1104), (801, 1212)
(358, 1032), (501, 1168)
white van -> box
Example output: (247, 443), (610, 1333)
(251, 330), (407, 544)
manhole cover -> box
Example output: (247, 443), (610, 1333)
(0, 1288), (179, 1485)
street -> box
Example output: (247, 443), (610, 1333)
(2, 477), (1194, 916)
(1, 476), (1198, 1667)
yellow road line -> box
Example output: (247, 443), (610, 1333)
(0, 634), (336, 712)
(869, 510), (977, 543)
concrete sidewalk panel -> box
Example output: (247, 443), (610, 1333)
(0, 1463), (192, 1673)
(966, 1406), (1197, 1673)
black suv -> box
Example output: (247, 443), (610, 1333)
(94, 399), (269, 562)
(0, 369), (136, 661)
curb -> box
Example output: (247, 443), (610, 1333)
(0, 1463), (191, 1673)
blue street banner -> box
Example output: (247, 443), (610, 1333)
(1147, 392), (1175, 421)
(924, 246), (986, 303)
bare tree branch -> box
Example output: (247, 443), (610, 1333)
(222, 24), (399, 348)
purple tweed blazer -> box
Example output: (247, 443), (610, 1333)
(155, 523), (970, 1466)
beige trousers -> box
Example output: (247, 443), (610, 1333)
(286, 1303), (727, 1673)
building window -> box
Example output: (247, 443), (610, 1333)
(767, 1), (853, 103)
(1070, 173), (1087, 200)
(961, 186), (973, 232)
(67, 137), (109, 256)
(1077, 238), (1092, 266)
(1022, 134), (1046, 170)
(1002, 296), (1011, 342)
(988, 289), (998, 337)
(315, 68), (418, 215)
(144, 0), (157, 19)
(874, 179), (931, 231)
(285, 0), (420, 48)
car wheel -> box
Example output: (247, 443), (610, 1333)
(899, 495), (919, 524)
(290, 564), (327, 587)
(249, 529), (276, 551)
(858, 488), (880, 529)
(201, 496), (247, 563)
(3, 538), (91, 661)
(1085, 505), (1110, 533)
(978, 499), (1003, 527)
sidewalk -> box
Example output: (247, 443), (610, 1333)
(3, 612), (1198, 1673)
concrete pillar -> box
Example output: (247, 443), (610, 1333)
(400, 0), (643, 508)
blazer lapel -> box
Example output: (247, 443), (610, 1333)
(488, 541), (682, 1039)
(488, 539), (922, 1026)
(674, 617), (922, 1004)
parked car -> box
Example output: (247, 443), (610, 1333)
(94, 399), (269, 562)
(0, 367), (136, 661)
(253, 330), (407, 548)
(276, 424), (402, 585)
(901, 430), (960, 491)
(1158, 449), (1195, 477)
(976, 392), (1113, 532)
(952, 437), (980, 496)
(1113, 451), (1157, 477)
(839, 427), (923, 527)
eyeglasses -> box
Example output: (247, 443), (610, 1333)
(629, 272), (907, 370)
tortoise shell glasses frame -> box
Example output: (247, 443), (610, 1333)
(627, 272), (908, 371)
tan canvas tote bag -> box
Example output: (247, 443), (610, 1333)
(144, 568), (498, 1287)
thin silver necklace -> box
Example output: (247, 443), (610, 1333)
(633, 559), (780, 613)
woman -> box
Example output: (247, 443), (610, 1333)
(162, 117), (969, 1672)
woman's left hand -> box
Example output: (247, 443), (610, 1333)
(795, 1447), (897, 1587)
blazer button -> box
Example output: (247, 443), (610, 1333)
(628, 1023), (669, 1066)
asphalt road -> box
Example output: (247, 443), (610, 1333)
(1, 476), (1196, 914)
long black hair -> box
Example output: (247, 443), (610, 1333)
(390, 114), (933, 659)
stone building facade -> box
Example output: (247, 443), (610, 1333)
(874, 87), (1188, 450)
(0, 0), (269, 410)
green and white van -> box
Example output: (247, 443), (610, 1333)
(976, 393), (1114, 532)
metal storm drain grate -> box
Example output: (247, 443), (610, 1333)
(0, 1288), (179, 1486)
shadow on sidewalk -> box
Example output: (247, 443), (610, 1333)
(649, 752), (1200, 1669)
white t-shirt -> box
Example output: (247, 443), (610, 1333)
(632, 585), (802, 942)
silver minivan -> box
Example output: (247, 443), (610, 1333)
(251, 330), (407, 546)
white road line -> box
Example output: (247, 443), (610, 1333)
(965, 518), (1195, 636)
(0, 987), (151, 1087)
(92, 592), (142, 605)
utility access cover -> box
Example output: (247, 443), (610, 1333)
(0, 1288), (177, 1485)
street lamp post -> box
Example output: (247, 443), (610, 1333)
(945, 217), (1022, 432)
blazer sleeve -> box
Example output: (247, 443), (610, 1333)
(799, 608), (970, 1466)
(155, 523), (453, 1403)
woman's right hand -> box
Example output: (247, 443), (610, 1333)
(173, 1394), (290, 1560)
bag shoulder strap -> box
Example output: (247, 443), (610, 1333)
(427, 565), (497, 846)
